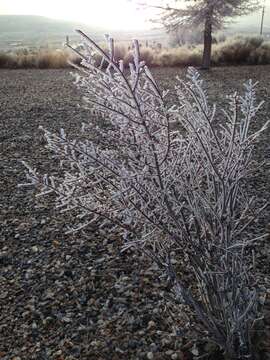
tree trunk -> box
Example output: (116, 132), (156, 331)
(201, 5), (214, 70)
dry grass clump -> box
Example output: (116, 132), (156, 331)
(0, 49), (76, 69)
(154, 46), (202, 67)
(92, 44), (128, 68)
(248, 42), (270, 64)
(16, 53), (37, 68)
(212, 36), (268, 65)
(36, 50), (69, 69)
(121, 45), (201, 67)
(123, 47), (156, 66)
(0, 53), (17, 68)
(110, 44), (127, 63)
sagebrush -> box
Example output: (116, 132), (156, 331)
(21, 30), (269, 358)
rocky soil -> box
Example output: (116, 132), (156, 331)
(0, 66), (270, 360)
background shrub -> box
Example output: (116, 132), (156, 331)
(36, 50), (69, 69)
(212, 36), (265, 65)
(1, 36), (270, 69)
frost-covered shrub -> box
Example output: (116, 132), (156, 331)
(21, 30), (269, 358)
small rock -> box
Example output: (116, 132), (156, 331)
(32, 322), (38, 329)
(147, 352), (154, 360)
(64, 269), (73, 278)
(182, 341), (193, 350)
(17, 222), (30, 231)
(45, 289), (54, 299)
(25, 269), (33, 280)
(43, 317), (54, 326)
(161, 337), (172, 346)
(0, 291), (8, 299)
(62, 317), (72, 323)
(128, 339), (142, 350)
(191, 345), (199, 356)
(149, 342), (158, 352)
(147, 320), (156, 329)
(90, 340), (101, 347)
(53, 350), (62, 357)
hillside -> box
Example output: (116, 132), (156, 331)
(0, 15), (104, 47)
(0, 15), (166, 50)
(0, 15), (97, 34)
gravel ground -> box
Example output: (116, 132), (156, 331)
(1, 66), (270, 360)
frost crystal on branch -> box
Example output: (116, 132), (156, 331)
(21, 31), (269, 358)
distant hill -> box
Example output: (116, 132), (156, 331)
(0, 15), (104, 44)
(0, 15), (166, 50)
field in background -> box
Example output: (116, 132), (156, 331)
(1, 36), (270, 69)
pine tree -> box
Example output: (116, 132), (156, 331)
(146, 0), (261, 69)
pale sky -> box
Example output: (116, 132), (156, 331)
(0, 0), (269, 30)
(0, 0), (154, 30)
